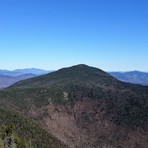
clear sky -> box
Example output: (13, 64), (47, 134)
(0, 0), (148, 71)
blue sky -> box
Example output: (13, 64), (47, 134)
(0, 0), (148, 71)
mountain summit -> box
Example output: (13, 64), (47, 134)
(11, 64), (117, 88)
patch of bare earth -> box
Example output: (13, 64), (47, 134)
(28, 99), (148, 148)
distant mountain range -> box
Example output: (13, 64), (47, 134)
(0, 68), (148, 89)
(0, 74), (36, 88)
(0, 68), (50, 76)
(0, 68), (51, 88)
(109, 71), (148, 85)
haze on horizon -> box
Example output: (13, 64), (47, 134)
(0, 0), (148, 71)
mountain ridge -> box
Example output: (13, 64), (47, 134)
(0, 68), (50, 76)
(0, 74), (36, 88)
(0, 68), (52, 88)
(1, 66), (148, 85)
(110, 71), (148, 85)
